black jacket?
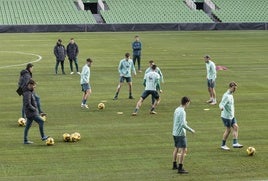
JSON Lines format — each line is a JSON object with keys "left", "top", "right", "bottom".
{"left": 18, "top": 69, "right": 32, "bottom": 92}
{"left": 23, "top": 86, "right": 39, "bottom": 119}
{"left": 54, "top": 43, "right": 66, "bottom": 61}
{"left": 67, "top": 43, "right": 79, "bottom": 60}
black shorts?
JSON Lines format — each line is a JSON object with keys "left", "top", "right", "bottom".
{"left": 120, "top": 76, "right": 132, "bottom": 83}
{"left": 173, "top": 136, "right": 187, "bottom": 148}
{"left": 140, "top": 90, "right": 159, "bottom": 100}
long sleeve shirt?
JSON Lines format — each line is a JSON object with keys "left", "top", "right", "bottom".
{"left": 172, "top": 106, "right": 194, "bottom": 137}
{"left": 206, "top": 60, "right": 216, "bottom": 81}
{"left": 132, "top": 41, "right": 142, "bottom": 56}
{"left": 80, "top": 64, "right": 90, "bottom": 84}
{"left": 219, "top": 90, "right": 235, "bottom": 119}
{"left": 118, "top": 59, "right": 136, "bottom": 77}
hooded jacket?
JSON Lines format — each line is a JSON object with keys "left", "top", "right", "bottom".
{"left": 54, "top": 43, "right": 66, "bottom": 61}
{"left": 67, "top": 42, "right": 79, "bottom": 60}
{"left": 18, "top": 69, "right": 32, "bottom": 92}
{"left": 23, "top": 86, "right": 39, "bottom": 119}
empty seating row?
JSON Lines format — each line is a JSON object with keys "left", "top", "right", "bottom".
{"left": 0, "top": 0, "right": 96, "bottom": 25}
{"left": 212, "top": 0, "right": 268, "bottom": 22}
{"left": 100, "top": 0, "right": 213, "bottom": 24}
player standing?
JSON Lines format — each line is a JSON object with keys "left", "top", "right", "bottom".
{"left": 172, "top": 96, "right": 195, "bottom": 174}
{"left": 80, "top": 58, "right": 93, "bottom": 109}
{"left": 113, "top": 53, "right": 136, "bottom": 100}
{"left": 132, "top": 35, "right": 142, "bottom": 72}
{"left": 204, "top": 55, "right": 217, "bottom": 105}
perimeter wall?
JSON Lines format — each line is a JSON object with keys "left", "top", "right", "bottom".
{"left": 0, "top": 23, "right": 268, "bottom": 33}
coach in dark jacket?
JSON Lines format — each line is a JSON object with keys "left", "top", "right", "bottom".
{"left": 67, "top": 38, "right": 80, "bottom": 74}
{"left": 54, "top": 39, "right": 66, "bottom": 74}
{"left": 18, "top": 63, "right": 33, "bottom": 92}
{"left": 18, "top": 63, "right": 45, "bottom": 118}
{"left": 23, "top": 79, "right": 49, "bottom": 144}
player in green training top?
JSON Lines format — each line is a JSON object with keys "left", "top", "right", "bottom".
{"left": 144, "top": 60, "right": 164, "bottom": 105}
{"left": 219, "top": 81, "right": 243, "bottom": 150}
{"left": 80, "top": 58, "right": 93, "bottom": 109}
{"left": 113, "top": 53, "right": 136, "bottom": 100}
{"left": 132, "top": 64, "right": 161, "bottom": 115}
{"left": 204, "top": 55, "right": 217, "bottom": 105}
{"left": 172, "top": 96, "right": 195, "bottom": 174}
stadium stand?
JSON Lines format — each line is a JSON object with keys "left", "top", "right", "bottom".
{"left": 100, "top": 0, "right": 213, "bottom": 24}
{"left": 1, "top": 0, "right": 268, "bottom": 32}
{"left": 211, "top": 0, "right": 268, "bottom": 23}
{"left": 0, "top": 0, "right": 96, "bottom": 25}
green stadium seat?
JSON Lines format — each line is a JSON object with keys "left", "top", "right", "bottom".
{"left": 0, "top": 0, "right": 96, "bottom": 25}
{"left": 212, "top": 0, "right": 268, "bottom": 23}
{"left": 100, "top": 0, "right": 213, "bottom": 24}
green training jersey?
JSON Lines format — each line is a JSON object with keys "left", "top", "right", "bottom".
{"left": 219, "top": 90, "right": 235, "bottom": 119}
{"left": 144, "top": 71, "right": 160, "bottom": 91}
{"left": 172, "top": 106, "right": 194, "bottom": 137}
{"left": 80, "top": 64, "right": 90, "bottom": 84}
{"left": 145, "top": 67, "right": 164, "bottom": 83}
{"left": 118, "top": 59, "right": 136, "bottom": 77}
{"left": 206, "top": 60, "right": 216, "bottom": 81}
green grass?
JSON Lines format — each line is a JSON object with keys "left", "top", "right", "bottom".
{"left": 0, "top": 31, "right": 268, "bottom": 181}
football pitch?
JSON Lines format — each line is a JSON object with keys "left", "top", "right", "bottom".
{"left": 0, "top": 31, "right": 267, "bottom": 181}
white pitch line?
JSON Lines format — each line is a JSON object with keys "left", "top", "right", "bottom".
{"left": 0, "top": 51, "right": 42, "bottom": 69}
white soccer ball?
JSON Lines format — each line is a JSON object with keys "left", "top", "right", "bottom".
{"left": 246, "top": 146, "right": 256, "bottom": 156}
{"left": 46, "top": 137, "right": 55, "bottom": 146}
{"left": 98, "top": 103, "right": 105, "bottom": 110}
{"left": 18, "top": 118, "right": 26, "bottom": 126}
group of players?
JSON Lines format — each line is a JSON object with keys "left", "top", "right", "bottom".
{"left": 172, "top": 55, "right": 243, "bottom": 174}
{"left": 17, "top": 35, "right": 243, "bottom": 175}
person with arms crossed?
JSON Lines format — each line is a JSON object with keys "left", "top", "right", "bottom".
{"left": 23, "top": 79, "right": 49, "bottom": 144}
{"left": 80, "top": 58, "right": 93, "bottom": 109}
{"left": 172, "top": 96, "right": 195, "bottom": 174}
{"left": 204, "top": 55, "right": 217, "bottom": 105}
{"left": 219, "top": 81, "right": 243, "bottom": 150}
{"left": 132, "top": 64, "right": 161, "bottom": 116}
{"left": 113, "top": 53, "right": 136, "bottom": 100}
{"left": 132, "top": 35, "right": 142, "bottom": 72}
{"left": 67, "top": 38, "right": 80, "bottom": 75}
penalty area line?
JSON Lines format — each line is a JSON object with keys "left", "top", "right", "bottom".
{"left": 0, "top": 51, "right": 42, "bottom": 69}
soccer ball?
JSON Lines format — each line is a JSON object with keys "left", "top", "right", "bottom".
{"left": 63, "top": 133, "right": 71, "bottom": 142}
{"left": 70, "top": 133, "right": 79, "bottom": 142}
{"left": 98, "top": 103, "right": 105, "bottom": 110}
{"left": 73, "top": 132, "right": 81, "bottom": 141}
{"left": 18, "top": 118, "right": 26, "bottom": 126}
{"left": 41, "top": 115, "right": 47, "bottom": 121}
{"left": 246, "top": 146, "right": 256, "bottom": 156}
{"left": 46, "top": 137, "right": 55, "bottom": 146}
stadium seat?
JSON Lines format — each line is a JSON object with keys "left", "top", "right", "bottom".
{"left": 0, "top": 0, "right": 96, "bottom": 25}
